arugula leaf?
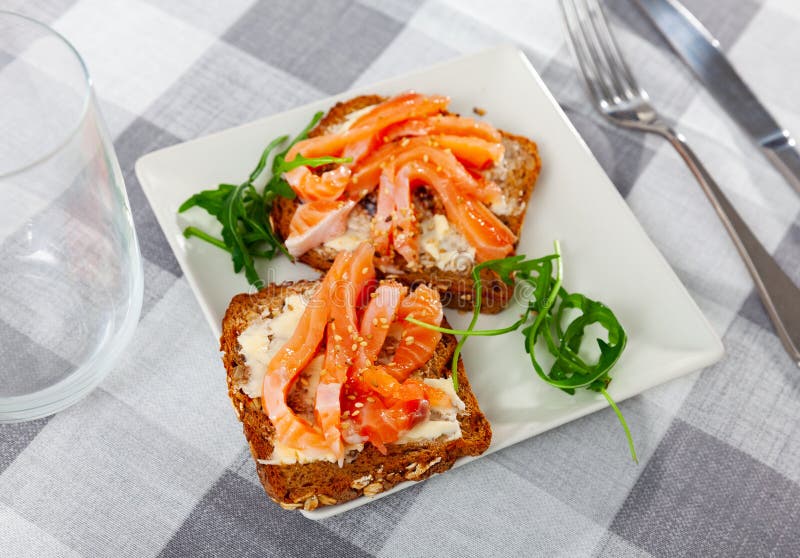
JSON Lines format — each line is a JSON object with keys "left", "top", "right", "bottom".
{"left": 178, "top": 183, "right": 236, "bottom": 216}
{"left": 177, "top": 112, "right": 342, "bottom": 288}
{"left": 249, "top": 135, "right": 290, "bottom": 183}
{"left": 271, "top": 111, "right": 324, "bottom": 174}
{"left": 182, "top": 227, "right": 228, "bottom": 251}
{"left": 276, "top": 154, "right": 351, "bottom": 174}
{"left": 405, "top": 241, "right": 637, "bottom": 462}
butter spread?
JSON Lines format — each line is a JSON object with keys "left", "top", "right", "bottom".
{"left": 490, "top": 194, "right": 525, "bottom": 217}
{"left": 236, "top": 292, "right": 309, "bottom": 398}
{"left": 330, "top": 104, "right": 378, "bottom": 134}
{"left": 419, "top": 214, "right": 475, "bottom": 273}
{"left": 259, "top": 439, "right": 338, "bottom": 466}
{"left": 324, "top": 207, "right": 372, "bottom": 252}
{"left": 396, "top": 378, "right": 466, "bottom": 444}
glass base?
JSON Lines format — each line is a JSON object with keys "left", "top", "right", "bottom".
{"left": 0, "top": 262, "right": 143, "bottom": 423}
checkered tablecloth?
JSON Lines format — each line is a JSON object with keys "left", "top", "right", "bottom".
{"left": 2, "top": 0, "right": 799, "bottom": 556}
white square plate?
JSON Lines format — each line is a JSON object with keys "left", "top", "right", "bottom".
{"left": 136, "top": 45, "right": 723, "bottom": 519}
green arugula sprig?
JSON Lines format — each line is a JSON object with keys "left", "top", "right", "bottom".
{"left": 178, "top": 112, "right": 350, "bottom": 287}
{"left": 407, "top": 241, "right": 636, "bottom": 462}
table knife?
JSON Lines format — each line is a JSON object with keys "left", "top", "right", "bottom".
{"left": 633, "top": 0, "right": 800, "bottom": 196}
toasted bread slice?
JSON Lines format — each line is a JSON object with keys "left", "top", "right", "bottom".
{"left": 272, "top": 95, "right": 541, "bottom": 314}
{"left": 220, "top": 280, "right": 492, "bottom": 511}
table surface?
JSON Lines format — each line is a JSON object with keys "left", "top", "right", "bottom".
{"left": 1, "top": 0, "right": 799, "bottom": 556}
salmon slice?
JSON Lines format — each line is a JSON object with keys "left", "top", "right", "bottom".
{"left": 285, "top": 199, "right": 356, "bottom": 258}
{"left": 323, "top": 242, "right": 375, "bottom": 383}
{"left": 285, "top": 93, "right": 449, "bottom": 164}
{"left": 385, "top": 284, "right": 444, "bottom": 381}
{"left": 349, "top": 92, "right": 450, "bottom": 131}
{"left": 283, "top": 165, "right": 351, "bottom": 202}
{"left": 373, "top": 162, "right": 420, "bottom": 267}
{"left": 357, "top": 281, "right": 407, "bottom": 367}
{"left": 315, "top": 243, "right": 375, "bottom": 457}
{"left": 351, "top": 365, "right": 448, "bottom": 453}
{"left": 343, "top": 283, "right": 446, "bottom": 452}
{"left": 389, "top": 164, "right": 421, "bottom": 266}
{"left": 349, "top": 386, "right": 430, "bottom": 454}
{"left": 433, "top": 135, "right": 504, "bottom": 169}
{"left": 382, "top": 114, "right": 502, "bottom": 143}
{"left": 285, "top": 126, "right": 374, "bottom": 161}
{"left": 372, "top": 169, "right": 395, "bottom": 256}
{"left": 396, "top": 160, "right": 516, "bottom": 262}
{"left": 367, "top": 368, "right": 451, "bottom": 410}
{"left": 350, "top": 139, "right": 503, "bottom": 204}
{"left": 263, "top": 256, "right": 344, "bottom": 456}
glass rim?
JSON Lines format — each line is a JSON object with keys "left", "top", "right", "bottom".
{"left": 0, "top": 10, "right": 93, "bottom": 179}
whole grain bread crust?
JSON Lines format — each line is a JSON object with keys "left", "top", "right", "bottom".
{"left": 272, "top": 95, "right": 542, "bottom": 314}
{"left": 220, "top": 280, "right": 492, "bottom": 511}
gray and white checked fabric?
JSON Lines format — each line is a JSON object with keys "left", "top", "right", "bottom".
{"left": 1, "top": 0, "right": 799, "bottom": 556}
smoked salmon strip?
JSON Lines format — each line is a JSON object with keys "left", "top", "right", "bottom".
{"left": 350, "top": 139, "right": 503, "bottom": 204}
{"left": 382, "top": 114, "right": 502, "bottom": 143}
{"left": 284, "top": 199, "right": 356, "bottom": 258}
{"left": 389, "top": 160, "right": 516, "bottom": 262}
{"left": 283, "top": 164, "right": 351, "bottom": 202}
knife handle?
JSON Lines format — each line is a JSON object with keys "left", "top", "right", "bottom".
{"left": 661, "top": 127, "right": 800, "bottom": 366}
{"left": 761, "top": 131, "right": 800, "bottom": 196}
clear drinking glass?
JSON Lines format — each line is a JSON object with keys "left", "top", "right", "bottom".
{"left": 0, "top": 12, "right": 143, "bottom": 422}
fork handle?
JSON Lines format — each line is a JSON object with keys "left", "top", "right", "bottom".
{"left": 661, "top": 128, "right": 800, "bottom": 366}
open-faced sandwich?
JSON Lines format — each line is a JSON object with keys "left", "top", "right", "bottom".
{"left": 273, "top": 92, "right": 541, "bottom": 313}
{"left": 221, "top": 243, "right": 492, "bottom": 511}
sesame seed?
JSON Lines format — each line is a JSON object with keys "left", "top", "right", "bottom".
{"left": 351, "top": 410, "right": 360, "bottom": 416}
{"left": 351, "top": 343, "right": 358, "bottom": 351}
{"left": 334, "top": 334, "right": 343, "bottom": 342}
{"left": 379, "top": 317, "right": 388, "bottom": 324}
{"left": 347, "top": 395, "right": 356, "bottom": 400}
{"left": 367, "top": 397, "right": 376, "bottom": 403}
{"left": 342, "top": 411, "right": 350, "bottom": 418}
{"left": 400, "top": 138, "right": 410, "bottom": 147}
{"left": 359, "top": 340, "right": 368, "bottom": 347}
{"left": 372, "top": 318, "right": 379, "bottom": 326}
{"left": 405, "top": 336, "right": 415, "bottom": 345}
{"left": 362, "top": 266, "right": 369, "bottom": 274}
{"left": 423, "top": 154, "right": 429, "bottom": 163}
{"left": 354, "top": 402, "right": 364, "bottom": 408}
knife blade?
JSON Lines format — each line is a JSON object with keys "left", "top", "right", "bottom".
{"left": 633, "top": 0, "right": 800, "bottom": 195}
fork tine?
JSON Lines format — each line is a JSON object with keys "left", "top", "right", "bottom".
{"left": 585, "top": 0, "right": 641, "bottom": 99}
{"left": 560, "top": 0, "right": 611, "bottom": 107}
{"left": 571, "top": 0, "right": 627, "bottom": 103}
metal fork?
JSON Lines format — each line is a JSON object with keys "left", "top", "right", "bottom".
{"left": 560, "top": 0, "right": 800, "bottom": 365}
